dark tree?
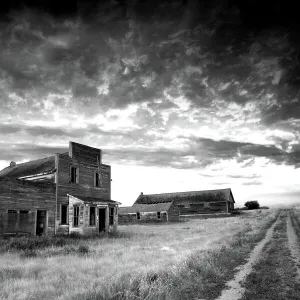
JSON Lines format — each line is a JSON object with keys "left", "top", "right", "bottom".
{"left": 244, "top": 200, "right": 260, "bottom": 210}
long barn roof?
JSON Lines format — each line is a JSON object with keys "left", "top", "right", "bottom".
{"left": 134, "top": 188, "right": 235, "bottom": 204}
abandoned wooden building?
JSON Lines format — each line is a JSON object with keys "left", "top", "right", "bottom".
{"left": 118, "top": 202, "right": 180, "bottom": 224}
{"left": 0, "top": 142, "right": 120, "bottom": 236}
{"left": 132, "top": 188, "right": 235, "bottom": 217}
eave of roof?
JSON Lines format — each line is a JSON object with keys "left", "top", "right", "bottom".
{"left": 69, "top": 194, "right": 121, "bottom": 205}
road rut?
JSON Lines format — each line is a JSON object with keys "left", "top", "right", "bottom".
{"left": 215, "top": 211, "right": 281, "bottom": 300}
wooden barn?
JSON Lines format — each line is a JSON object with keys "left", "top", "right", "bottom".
{"left": 118, "top": 202, "right": 179, "bottom": 224}
{"left": 0, "top": 142, "right": 120, "bottom": 236}
{"left": 134, "top": 189, "right": 235, "bottom": 217}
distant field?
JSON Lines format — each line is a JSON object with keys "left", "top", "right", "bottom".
{"left": 0, "top": 210, "right": 280, "bottom": 300}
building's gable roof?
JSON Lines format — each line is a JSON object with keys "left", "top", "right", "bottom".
{"left": 69, "top": 194, "right": 120, "bottom": 205}
{"left": 134, "top": 188, "right": 234, "bottom": 204}
{"left": 119, "top": 202, "right": 173, "bottom": 214}
{"left": 0, "top": 156, "right": 56, "bottom": 179}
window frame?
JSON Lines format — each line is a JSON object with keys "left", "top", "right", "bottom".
{"left": 157, "top": 211, "right": 161, "bottom": 219}
{"left": 60, "top": 204, "right": 69, "bottom": 225}
{"left": 89, "top": 206, "right": 96, "bottom": 226}
{"left": 73, "top": 205, "right": 80, "bottom": 227}
{"left": 70, "top": 166, "right": 79, "bottom": 183}
{"left": 109, "top": 207, "right": 114, "bottom": 226}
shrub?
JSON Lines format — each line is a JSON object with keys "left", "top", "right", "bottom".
{"left": 244, "top": 201, "right": 260, "bottom": 210}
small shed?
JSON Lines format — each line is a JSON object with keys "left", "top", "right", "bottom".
{"left": 118, "top": 201, "right": 179, "bottom": 224}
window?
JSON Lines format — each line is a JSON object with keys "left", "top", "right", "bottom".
{"left": 7, "top": 210, "right": 17, "bottom": 225}
{"left": 136, "top": 212, "right": 141, "bottom": 220}
{"left": 95, "top": 172, "right": 101, "bottom": 187}
{"left": 204, "top": 202, "right": 210, "bottom": 208}
{"left": 157, "top": 212, "right": 161, "bottom": 219}
{"left": 61, "top": 205, "right": 68, "bottom": 224}
{"left": 70, "top": 166, "right": 79, "bottom": 183}
{"left": 109, "top": 207, "right": 114, "bottom": 225}
{"left": 89, "top": 207, "right": 96, "bottom": 226}
{"left": 73, "top": 206, "right": 79, "bottom": 227}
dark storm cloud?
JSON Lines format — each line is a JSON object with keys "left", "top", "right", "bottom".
{"left": 0, "top": 0, "right": 298, "bottom": 120}
{"left": 0, "top": 123, "right": 140, "bottom": 141}
{"left": 188, "top": 137, "right": 300, "bottom": 167}
{"left": 102, "top": 136, "right": 300, "bottom": 169}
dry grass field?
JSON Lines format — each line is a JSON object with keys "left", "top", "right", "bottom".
{"left": 0, "top": 209, "right": 282, "bottom": 300}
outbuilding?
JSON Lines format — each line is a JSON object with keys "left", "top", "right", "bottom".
{"left": 118, "top": 201, "right": 179, "bottom": 224}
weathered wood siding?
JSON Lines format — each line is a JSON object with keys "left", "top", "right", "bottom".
{"left": 0, "top": 179, "right": 56, "bottom": 235}
{"left": 119, "top": 211, "right": 168, "bottom": 224}
{"left": 56, "top": 147, "right": 112, "bottom": 235}
{"left": 118, "top": 203, "right": 179, "bottom": 224}
{"left": 177, "top": 200, "right": 228, "bottom": 215}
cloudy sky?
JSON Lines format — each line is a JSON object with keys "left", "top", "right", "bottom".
{"left": 0, "top": 0, "right": 300, "bottom": 207}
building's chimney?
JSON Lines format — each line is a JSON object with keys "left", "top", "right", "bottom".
{"left": 140, "top": 192, "right": 143, "bottom": 196}
{"left": 10, "top": 161, "right": 16, "bottom": 168}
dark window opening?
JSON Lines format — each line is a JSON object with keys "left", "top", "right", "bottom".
{"left": 157, "top": 212, "right": 161, "bottom": 219}
{"left": 109, "top": 207, "right": 114, "bottom": 225}
{"left": 20, "top": 210, "right": 29, "bottom": 214}
{"left": 73, "top": 206, "right": 79, "bottom": 227}
{"left": 61, "top": 205, "right": 68, "bottom": 224}
{"left": 136, "top": 212, "right": 141, "bottom": 220}
{"left": 95, "top": 172, "right": 101, "bottom": 187}
{"left": 70, "top": 166, "right": 79, "bottom": 183}
{"left": 89, "top": 207, "right": 96, "bottom": 226}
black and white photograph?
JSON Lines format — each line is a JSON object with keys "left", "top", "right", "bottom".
{"left": 0, "top": 0, "right": 300, "bottom": 299}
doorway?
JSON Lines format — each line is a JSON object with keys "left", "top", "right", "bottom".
{"left": 36, "top": 210, "right": 47, "bottom": 236}
{"left": 98, "top": 208, "right": 106, "bottom": 232}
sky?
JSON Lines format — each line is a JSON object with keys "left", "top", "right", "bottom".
{"left": 0, "top": 0, "right": 300, "bottom": 207}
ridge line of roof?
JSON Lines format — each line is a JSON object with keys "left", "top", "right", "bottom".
{"left": 140, "top": 188, "right": 231, "bottom": 197}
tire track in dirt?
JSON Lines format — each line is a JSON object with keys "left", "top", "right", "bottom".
{"left": 214, "top": 211, "right": 281, "bottom": 300}
{"left": 287, "top": 210, "right": 300, "bottom": 281}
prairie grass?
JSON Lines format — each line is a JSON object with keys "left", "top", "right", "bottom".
{"left": 0, "top": 209, "right": 279, "bottom": 300}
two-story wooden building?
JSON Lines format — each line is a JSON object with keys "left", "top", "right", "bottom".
{"left": 0, "top": 142, "right": 120, "bottom": 236}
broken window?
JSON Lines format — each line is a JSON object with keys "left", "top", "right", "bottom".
{"left": 73, "top": 206, "right": 79, "bottom": 227}
{"left": 157, "top": 212, "right": 161, "bottom": 219}
{"left": 95, "top": 171, "right": 101, "bottom": 187}
{"left": 70, "top": 166, "right": 79, "bottom": 183}
{"left": 89, "top": 207, "right": 96, "bottom": 226}
{"left": 136, "top": 212, "right": 141, "bottom": 220}
{"left": 61, "top": 205, "right": 68, "bottom": 224}
{"left": 109, "top": 207, "right": 114, "bottom": 225}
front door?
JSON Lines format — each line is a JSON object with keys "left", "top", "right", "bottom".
{"left": 36, "top": 210, "right": 47, "bottom": 236}
{"left": 98, "top": 208, "right": 106, "bottom": 232}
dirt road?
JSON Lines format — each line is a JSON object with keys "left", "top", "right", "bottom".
{"left": 215, "top": 210, "right": 300, "bottom": 300}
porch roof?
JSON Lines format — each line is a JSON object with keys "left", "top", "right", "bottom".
{"left": 68, "top": 194, "right": 121, "bottom": 205}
